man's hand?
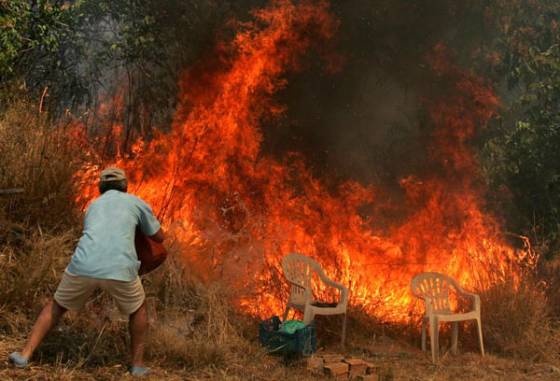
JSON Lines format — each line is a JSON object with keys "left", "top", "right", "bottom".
{"left": 148, "top": 228, "right": 165, "bottom": 243}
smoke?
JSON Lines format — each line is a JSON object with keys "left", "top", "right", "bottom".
{"left": 271, "top": 66, "right": 422, "bottom": 186}
{"left": 263, "top": 0, "right": 489, "bottom": 187}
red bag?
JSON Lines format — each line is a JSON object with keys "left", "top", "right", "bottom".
{"left": 135, "top": 227, "right": 167, "bottom": 275}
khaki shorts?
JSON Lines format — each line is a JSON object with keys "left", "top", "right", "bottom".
{"left": 54, "top": 272, "right": 145, "bottom": 315}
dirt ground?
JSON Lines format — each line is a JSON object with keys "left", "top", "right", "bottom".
{"left": 1, "top": 330, "right": 559, "bottom": 381}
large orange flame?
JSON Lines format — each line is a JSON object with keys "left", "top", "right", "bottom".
{"left": 75, "top": 1, "right": 527, "bottom": 322}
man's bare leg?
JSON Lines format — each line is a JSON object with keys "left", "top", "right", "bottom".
{"left": 129, "top": 302, "right": 148, "bottom": 368}
{"left": 21, "top": 299, "right": 67, "bottom": 359}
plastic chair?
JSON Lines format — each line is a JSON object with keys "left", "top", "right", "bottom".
{"left": 411, "top": 272, "right": 485, "bottom": 363}
{"left": 281, "top": 253, "right": 349, "bottom": 346}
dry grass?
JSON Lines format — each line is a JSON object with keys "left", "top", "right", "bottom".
{"left": 0, "top": 99, "right": 84, "bottom": 229}
{"left": 144, "top": 258, "right": 234, "bottom": 370}
{"left": 479, "top": 277, "right": 560, "bottom": 362}
{"left": 0, "top": 223, "right": 78, "bottom": 351}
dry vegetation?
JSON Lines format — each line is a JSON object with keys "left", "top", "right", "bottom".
{"left": 2, "top": 102, "right": 560, "bottom": 380}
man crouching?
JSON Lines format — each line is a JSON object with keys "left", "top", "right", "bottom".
{"left": 9, "top": 167, "right": 164, "bottom": 377}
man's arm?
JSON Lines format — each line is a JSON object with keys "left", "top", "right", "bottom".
{"left": 136, "top": 198, "right": 164, "bottom": 242}
{"left": 148, "top": 228, "right": 165, "bottom": 243}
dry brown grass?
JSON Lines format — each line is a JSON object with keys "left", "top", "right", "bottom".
{"left": 144, "top": 257, "right": 233, "bottom": 370}
{"left": 478, "top": 277, "right": 560, "bottom": 362}
{"left": 0, "top": 99, "right": 84, "bottom": 229}
{"left": 0, "top": 224, "right": 78, "bottom": 344}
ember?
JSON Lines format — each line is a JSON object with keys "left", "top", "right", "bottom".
{"left": 74, "top": 0, "right": 527, "bottom": 322}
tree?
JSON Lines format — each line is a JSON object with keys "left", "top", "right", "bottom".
{"left": 0, "top": 0, "right": 87, "bottom": 110}
{"left": 479, "top": 0, "right": 560, "bottom": 255}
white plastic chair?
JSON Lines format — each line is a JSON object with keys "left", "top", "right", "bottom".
{"left": 281, "top": 253, "right": 349, "bottom": 346}
{"left": 411, "top": 272, "right": 484, "bottom": 363}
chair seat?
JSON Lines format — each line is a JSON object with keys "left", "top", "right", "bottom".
{"left": 288, "top": 301, "right": 345, "bottom": 315}
{"left": 309, "top": 305, "right": 345, "bottom": 315}
{"left": 424, "top": 311, "right": 479, "bottom": 322}
{"left": 311, "top": 301, "right": 338, "bottom": 308}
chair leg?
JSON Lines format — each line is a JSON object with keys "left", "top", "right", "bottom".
{"left": 341, "top": 313, "right": 347, "bottom": 348}
{"left": 451, "top": 322, "right": 459, "bottom": 355}
{"left": 476, "top": 318, "right": 485, "bottom": 356}
{"left": 303, "top": 306, "right": 314, "bottom": 325}
{"left": 421, "top": 318, "right": 427, "bottom": 352}
{"left": 282, "top": 305, "right": 291, "bottom": 321}
{"left": 429, "top": 316, "right": 439, "bottom": 363}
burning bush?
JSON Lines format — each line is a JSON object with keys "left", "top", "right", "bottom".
{"left": 70, "top": 1, "right": 529, "bottom": 324}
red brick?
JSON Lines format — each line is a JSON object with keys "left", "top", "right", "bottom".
{"left": 344, "top": 358, "right": 367, "bottom": 378}
{"left": 325, "top": 362, "right": 349, "bottom": 377}
{"left": 344, "top": 358, "right": 365, "bottom": 366}
{"left": 307, "top": 356, "right": 324, "bottom": 375}
{"left": 350, "top": 365, "right": 367, "bottom": 378}
{"left": 363, "top": 361, "right": 379, "bottom": 375}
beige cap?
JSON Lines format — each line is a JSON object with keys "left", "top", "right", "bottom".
{"left": 100, "top": 167, "right": 126, "bottom": 182}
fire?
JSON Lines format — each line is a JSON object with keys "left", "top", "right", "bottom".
{"left": 74, "top": 1, "right": 526, "bottom": 322}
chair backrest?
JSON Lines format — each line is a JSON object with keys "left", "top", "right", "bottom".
{"left": 282, "top": 253, "right": 322, "bottom": 289}
{"left": 410, "top": 272, "right": 459, "bottom": 313}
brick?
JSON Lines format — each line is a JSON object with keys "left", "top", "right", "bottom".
{"left": 325, "top": 362, "right": 349, "bottom": 377}
{"left": 307, "top": 356, "right": 324, "bottom": 375}
{"left": 345, "top": 358, "right": 366, "bottom": 366}
{"left": 363, "top": 361, "right": 379, "bottom": 375}
{"left": 349, "top": 365, "right": 368, "bottom": 378}
{"left": 344, "top": 358, "right": 367, "bottom": 379}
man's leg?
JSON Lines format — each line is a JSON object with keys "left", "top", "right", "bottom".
{"left": 129, "top": 302, "right": 147, "bottom": 367}
{"left": 105, "top": 277, "right": 149, "bottom": 376}
{"left": 11, "top": 273, "right": 93, "bottom": 366}
{"left": 106, "top": 276, "right": 148, "bottom": 375}
{"left": 21, "top": 299, "right": 67, "bottom": 359}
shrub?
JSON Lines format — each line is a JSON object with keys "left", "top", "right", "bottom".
{"left": 478, "top": 277, "right": 560, "bottom": 362}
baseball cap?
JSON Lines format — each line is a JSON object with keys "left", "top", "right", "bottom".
{"left": 100, "top": 167, "right": 127, "bottom": 182}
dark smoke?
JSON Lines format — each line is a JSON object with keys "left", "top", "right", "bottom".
{"left": 263, "top": 1, "right": 489, "bottom": 188}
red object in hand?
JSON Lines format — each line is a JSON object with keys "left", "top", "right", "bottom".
{"left": 135, "top": 228, "right": 168, "bottom": 275}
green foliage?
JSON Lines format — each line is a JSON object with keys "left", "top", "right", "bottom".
{"left": 1, "top": 0, "right": 261, "bottom": 141}
{"left": 480, "top": 1, "right": 560, "bottom": 254}
{"left": 0, "top": 0, "right": 88, "bottom": 110}
{"left": 0, "top": 0, "right": 29, "bottom": 76}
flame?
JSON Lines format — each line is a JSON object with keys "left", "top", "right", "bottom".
{"left": 74, "top": 1, "right": 526, "bottom": 322}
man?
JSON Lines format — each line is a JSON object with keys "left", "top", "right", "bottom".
{"left": 9, "top": 167, "right": 164, "bottom": 377}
